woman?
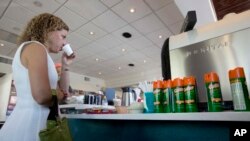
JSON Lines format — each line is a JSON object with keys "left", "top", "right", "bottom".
{"left": 0, "top": 13, "right": 75, "bottom": 141}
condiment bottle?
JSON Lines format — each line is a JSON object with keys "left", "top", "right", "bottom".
{"left": 204, "top": 72, "right": 223, "bottom": 112}
{"left": 229, "top": 67, "right": 250, "bottom": 111}
{"left": 183, "top": 76, "right": 198, "bottom": 112}
{"left": 153, "top": 80, "right": 163, "bottom": 113}
{"left": 172, "top": 78, "right": 185, "bottom": 112}
{"left": 162, "top": 80, "right": 173, "bottom": 113}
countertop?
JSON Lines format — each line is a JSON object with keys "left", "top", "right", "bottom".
{"left": 61, "top": 111, "right": 250, "bottom": 121}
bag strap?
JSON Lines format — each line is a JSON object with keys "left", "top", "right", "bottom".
{"left": 47, "top": 89, "right": 59, "bottom": 121}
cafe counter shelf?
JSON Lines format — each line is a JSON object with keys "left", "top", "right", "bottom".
{"left": 61, "top": 105, "right": 250, "bottom": 141}
{"left": 59, "top": 104, "right": 250, "bottom": 121}
{"left": 60, "top": 111, "right": 250, "bottom": 121}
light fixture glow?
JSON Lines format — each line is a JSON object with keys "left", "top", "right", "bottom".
{"left": 118, "top": 67, "right": 121, "bottom": 70}
{"left": 0, "top": 43, "right": 4, "bottom": 47}
{"left": 158, "top": 35, "right": 162, "bottom": 39}
{"left": 95, "top": 58, "right": 99, "bottom": 61}
{"left": 89, "top": 31, "right": 94, "bottom": 35}
{"left": 122, "top": 48, "right": 126, "bottom": 52}
{"left": 143, "top": 60, "right": 147, "bottom": 63}
{"left": 129, "top": 8, "right": 135, "bottom": 13}
{"left": 98, "top": 72, "right": 102, "bottom": 75}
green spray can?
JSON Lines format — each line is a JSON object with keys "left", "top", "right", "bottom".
{"left": 229, "top": 67, "right": 250, "bottom": 111}
{"left": 153, "top": 80, "right": 163, "bottom": 113}
{"left": 162, "top": 80, "right": 172, "bottom": 113}
{"left": 204, "top": 72, "right": 223, "bottom": 112}
{"left": 173, "top": 78, "right": 185, "bottom": 112}
{"left": 184, "top": 76, "right": 198, "bottom": 112}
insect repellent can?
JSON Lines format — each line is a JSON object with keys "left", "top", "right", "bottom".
{"left": 183, "top": 76, "right": 198, "bottom": 112}
{"left": 172, "top": 78, "right": 185, "bottom": 112}
{"left": 204, "top": 72, "right": 223, "bottom": 112}
{"left": 162, "top": 80, "right": 173, "bottom": 113}
{"left": 153, "top": 80, "right": 163, "bottom": 113}
{"left": 229, "top": 67, "right": 250, "bottom": 111}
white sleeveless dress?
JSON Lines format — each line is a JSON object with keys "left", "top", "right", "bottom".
{"left": 0, "top": 41, "right": 58, "bottom": 141}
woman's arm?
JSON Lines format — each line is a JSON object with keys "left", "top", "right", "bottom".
{"left": 58, "top": 53, "right": 75, "bottom": 97}
{"left": 21, "top": 43, "right": 53, "bottom": 106}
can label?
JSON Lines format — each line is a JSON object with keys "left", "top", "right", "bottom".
{"left": 163, "top": 88, "right": 172, "bottom": 113}
{"left": 205, "top": 82, "right": 223, "bottom": 112}
{"left": 153, "top": 88, "right": 163, "bottom": 113}
{"left": 230, "top": 78, "right": 250, "bottom": 111}
{"left": 184, "top": 85, "right": 198, "bottom": 112}
{"left": 173, "top": 86, "right": 185, "bottom": 112}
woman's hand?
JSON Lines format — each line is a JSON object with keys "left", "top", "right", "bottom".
{"left": 61, "top": 52, "right": 75, "bottom": 66}
{"left": 56, "top": 86, "right": 68, "bottom": 102}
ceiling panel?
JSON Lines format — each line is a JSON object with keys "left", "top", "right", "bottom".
{"left": 168, "top": 20, "right": 183, "bottom": 35}
{"left": 127, "top": 36, "right": 154, "bottom": 50}
{"left": 156, "top": 2, "right": 184, "bottom": 26}
{"left": 81, "top": 42, "right": 106, "bottom": 54}
{"left": 95, "top": 34, "right": 123, "bottom": 49}
{"left": 92, "top": 10, "right": 127, "bottom": 32}
{"left": 0, "top": 17, "right": 24, "bottom": 35}
{"left": 144, "top": 0, "right": 173, "bottom": 11}
{"left": 0, "top": 0, "right": 12, "bottom": 17}
{"left": 64, "top": 0, "right": 107, "bottom": 20}
{"left": 66, "top": 32, "right": 92, "bottom": 50}
{"left": 76, "top": 22, "right": 108, "bottom": 40}
{"left": 112, "top": 0, "right": 152, "bottom": 23}
{"left": 4, "top": 2, "right": 36, "bottom": 25}
{"left": 114, "top": 43, "right": 136, "bottom": 53}
{"left": 131, "top": 13, "right": 165, "bottom": 34}
{"left": 15, "top": 0, "right": 64, "bottom": 14}
{"left": 54, "top": 7, "right": 88, "bottom": 31}
{"left": 100, "top": 0, "right": 122, "bottom": 8}
{"left": 146, "top": 27, "right": 172, "bottom": 47}
{"left": 0, "top": 40, "right": 17, "bottom": 55}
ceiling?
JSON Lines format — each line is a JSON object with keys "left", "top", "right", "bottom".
{"left": 0, "top": 0, "right": 184, "bottom": 85}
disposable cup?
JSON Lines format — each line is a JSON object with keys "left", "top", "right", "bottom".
{"left": 62, "top": 44, "right": 73, "bottom": 56}
{"left": 113, "top": 99, "right": 121, "bottom": 106}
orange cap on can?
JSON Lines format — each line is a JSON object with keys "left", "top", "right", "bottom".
{"left": 153, "top": 80, "right": 162, "bottom": 88}
{"left": 183, "top": 76, "right": 196, "bottom": 86}
{"left": 229, "top": 67, "right": 245, "bottom": 79}
{"left": 204, "top": 72, "right": 219, "bottom": 83}
{"left": 162, "top": 80, "right": 172, "bottom": 88}
{"left": 173, "top": 78, "right": 183, "bottom": 87}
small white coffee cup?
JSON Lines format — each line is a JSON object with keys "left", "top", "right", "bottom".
{"left": 62, "top": 44, "right": 73, "bottom": 56}
{"left": 113, "top": 98, "right": 121, "bottom": 106}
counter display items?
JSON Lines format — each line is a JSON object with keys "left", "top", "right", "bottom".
{"left": 229, "top": 67, "right": 250, "bottom": 111}
{"left": 204, "top": 72, "right": 223, "bottom": 112}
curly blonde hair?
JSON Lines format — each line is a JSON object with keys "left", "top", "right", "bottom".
{"left": 18, "top": 13, "right": 69, "bottom": 45}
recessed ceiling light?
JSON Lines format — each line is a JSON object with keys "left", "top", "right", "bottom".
{"left": 98, "top": 72, "right": 102, "bottom": 75}
{"left": 158, "top": 35, "right": 162, "bottom": 39}
{"left": 143, "top": 60, "right": 147, "bottom": 63}
{"left": 0, "top": 43, "right": 4, "bottom": 47}
{"left": 89, "top": 31, "right": 94, "bottom": 35}
{"left": 122, "top": 48, "right": 126, "bottom": 52}
{"left": 95, "top": 58, "right": 99, "bottom": 61}
{"left": 33, "top": 1, "right": 43, "bottom": 7}
{"left": 129, "top": 8, "right": 135, "bottom": 13}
